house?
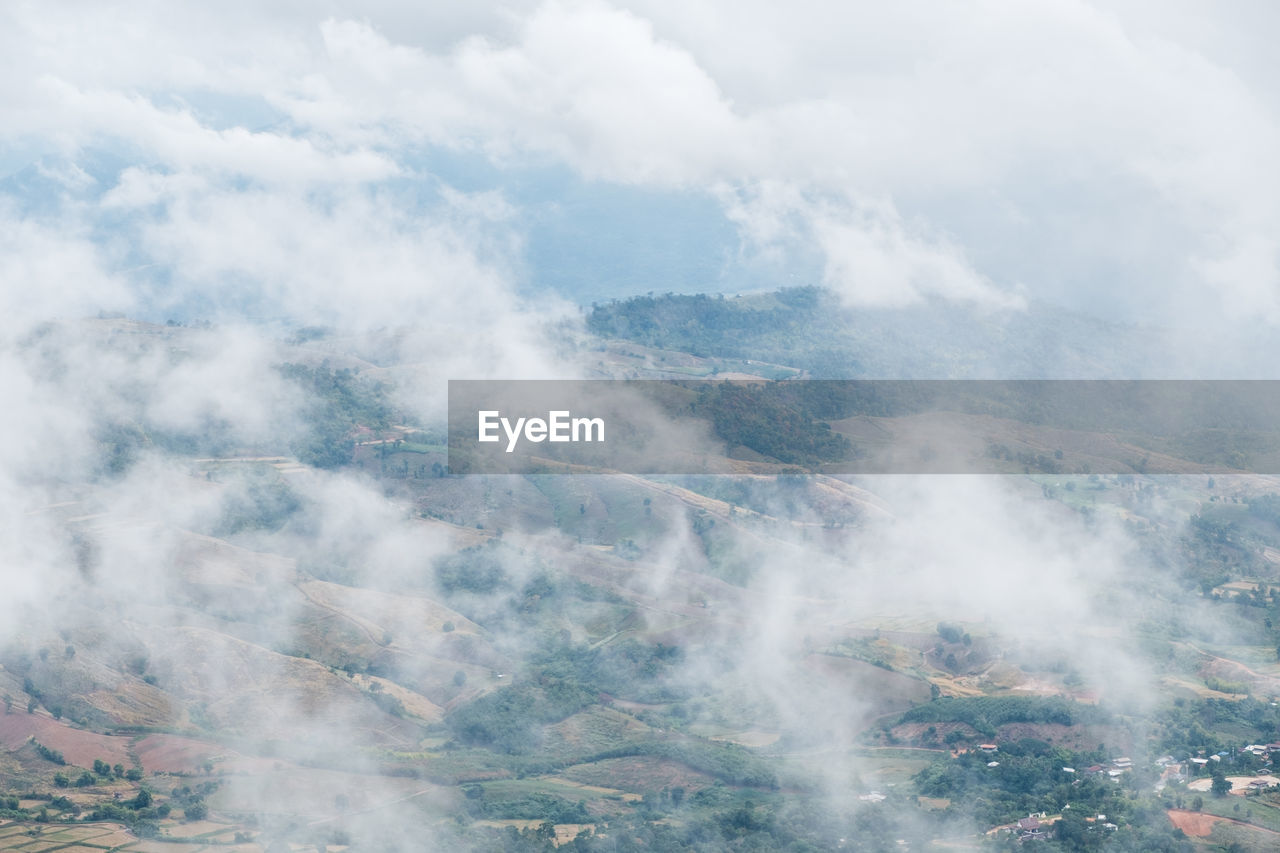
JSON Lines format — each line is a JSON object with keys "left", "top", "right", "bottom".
{"left": 1017, "top": 815, "right": 1048, "bottom": 842}
{"left": 1111, "top": 757, "right": 1132, "bottom": 769}
{"left": 987, "top": 761, "right": 1000, "bottom": 767}
{"left": 858, "top": 791, "right": 887, "bottom": 803}
{"left": 979, "top": 744, "right": 999, "bottom": 754}
{"left": 1190, "top": 757, "right": 1209, "bottom": 766}
{"left": 1062, "top": 767, "right": 1075, "bottom": 774}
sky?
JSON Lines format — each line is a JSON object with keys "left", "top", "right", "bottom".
{"left": 2, "top": 0, "right": 1278, "bottom": 327}
{"left": 3, "top": 5, "right": 1277, "bottom": 844}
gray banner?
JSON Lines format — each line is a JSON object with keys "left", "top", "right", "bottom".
{"left": 448, "top": 380, "right": 1280, "bottom": 475}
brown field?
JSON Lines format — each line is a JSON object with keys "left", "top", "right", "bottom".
{"left": 560, "top": 756, "right": 714, "bottom": 794}
{"left": 0, "top": 710, "right": 132, "bottom": 768}
{"left": 134, "top": 733, "right": 221, "bottom": 774}
{"left": 542, "top": 706, "right": 654, "bottom": 754}
{"left": 161, "top": 819, "right": 236, "bottom": 838}
{"left": 552, "top": 824, "right": 596, "bottom": 846}
{"left": 26, "top": 825, "right": 124, "bottom": 843}
{"left": 0, "top": 823, "right": 136, "bottom": 852}
{"left": 1168, "top": 809, "right": 1222, "bottom": 837}
{"left": 84, "top": 828, "right": 143, "bottom": 847}
{"left": 1159, "top": 674, "right": 1247, "bottom": 700}
{"left": 1187, "top": 774, "right": 1280, "bottom": 793}
{"left": 1167, "top": 808, "right": 1280, "bottom": 846}
{"left": 128, "top": 842, "right": 208, "bottom": 853}
{"left": 134, "top": 733, "right": 278, "bottom": 775}
{"left": 474, "top": 820, "right": 596, "bottom": 848}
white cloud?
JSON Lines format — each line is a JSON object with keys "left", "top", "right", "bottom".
{"left": 452, "top": 1, "right": 746, "bottom": 184}
{"left": 2, "top": 0, "right": 1280, "bottom": 320}
{"left": 811, "top": 200, "right": 1025, "bottom": 310}
{"left": 723, "top": 182, "right": 1025, "bottom": 309}
{"left": 0, "top": 203, "right": 133, "bottom": 327}
{"left": 1, "top": 5, "right": 1269, "bottom": 832}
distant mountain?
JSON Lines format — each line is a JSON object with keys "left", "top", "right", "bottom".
{"left": 587, "top": 287, "right": 1180, "bottom": 379}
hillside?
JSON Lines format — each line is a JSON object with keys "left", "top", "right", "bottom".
{"left": 6, "top": 309, "right": 1280, "bottom": 851}
{"left": 586, "top": 288, "right": 1173, "bottom": 379}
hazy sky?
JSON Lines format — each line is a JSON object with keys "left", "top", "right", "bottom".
{"left": 2, "top": 0, "right": 1278, "bottom": 326}
{"left": 3, "top": 9, "right": 1265, "bottom": 839}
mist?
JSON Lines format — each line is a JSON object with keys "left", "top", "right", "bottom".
{"left": 4, "top": 2, "right": 1280, "bottom": 851}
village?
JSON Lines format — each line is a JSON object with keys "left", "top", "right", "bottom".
{"left": 854, "top": 736, "right": 1280, "bottom": 845}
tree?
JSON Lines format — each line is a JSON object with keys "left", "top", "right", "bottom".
{"left": 453, "top": 670, "right": 467, "bottom": 688}
{"left": 1212, "top": 774, "right": 1233, "bottom": 797}
{"left": 184, "top": 800, "right": 208, "bottom": 821}
{"left": 133, "top": 789, "right": 152, "bottom": 809}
